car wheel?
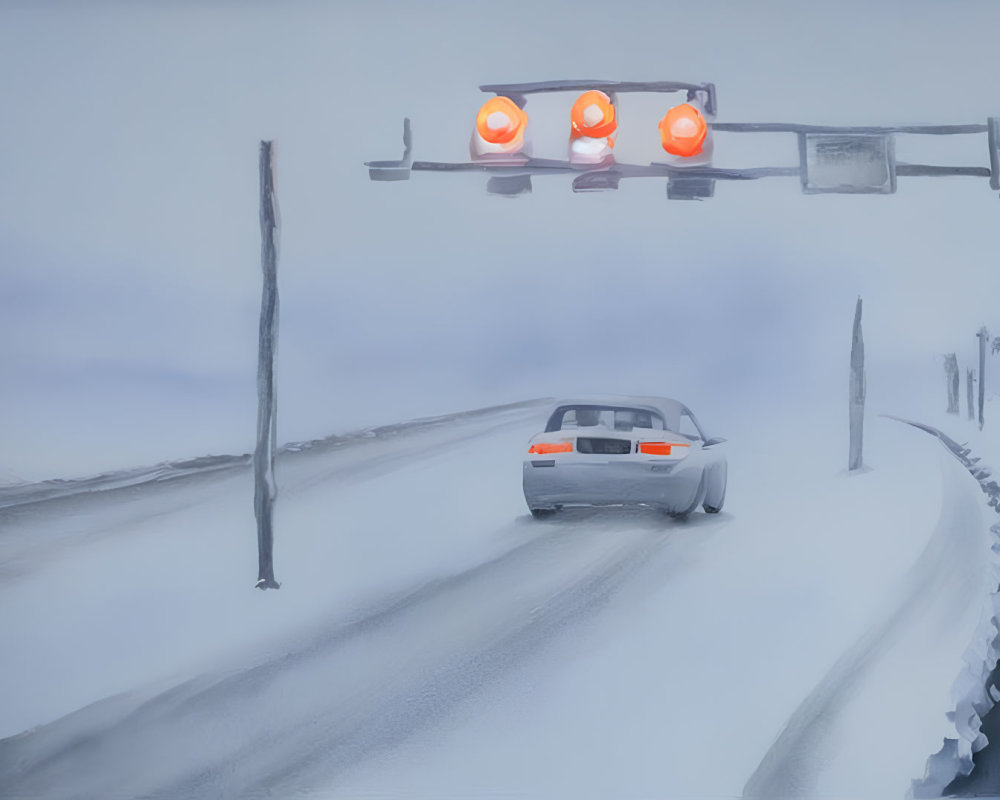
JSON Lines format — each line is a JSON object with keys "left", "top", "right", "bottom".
{"left": 703, "top": 463, "right": 727, "bottom": 514}
{"left": 530, "top": 508, "right": 556, "bottom": 519}
{"left": 665, "top": 473, "right": 707, "bottom": 520}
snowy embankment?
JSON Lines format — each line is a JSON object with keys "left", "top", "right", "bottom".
{"left": 0, "top": 398, "right": 993, "bottom": 799}
{"left": 0, "top": 399, "right": 548, "bottom": 511}
{"left": 904, "top": 414, "right": 1000, "bottom": 798}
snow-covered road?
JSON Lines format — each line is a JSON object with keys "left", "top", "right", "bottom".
{"left": 0, "top": 401, "right": 991, "bottom": 799}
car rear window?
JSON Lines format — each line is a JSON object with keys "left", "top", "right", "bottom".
{"left": 546, "top": 405, "right": 667, "bottom": 433}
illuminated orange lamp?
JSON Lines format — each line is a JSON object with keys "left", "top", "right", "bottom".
{"left": 658, "top": 103, "right": 708, "bottom": 158}
{"left": 471, "top": 96, "right": 530, "bottom": 159}
{"left": 569, "top": 90, "right": 617, "bottom": 163}
{"left": 529, "top": 442, "right": 573, "bottom": 454}
{"left": 639, "top": 442, "right": 691, "bottom": 456}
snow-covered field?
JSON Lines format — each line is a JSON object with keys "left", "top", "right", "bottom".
{"left": 1, "top": 394, "right": 997, "bottom": 800}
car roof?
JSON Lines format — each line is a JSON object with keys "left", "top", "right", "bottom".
{"left": 546, "top": 394, "right": 687, "bottom": 414}
{"left": 544, "top": 395, "right": 690, "bottom": 430}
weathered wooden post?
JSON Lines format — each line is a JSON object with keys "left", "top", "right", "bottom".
{"left": 968, "top": 369, "right": 976, "bottom": 421}
{"left": 849, "top": 297, "right": 866, "bottom": 471}
{"left": 977, "top": 327, "right": 989, "bottom": 430}
{"left": 944, "top": 353, "right": 959, "bottom": 414}
{"left": 255, "top": 141, "right": 280, "bottom": 590}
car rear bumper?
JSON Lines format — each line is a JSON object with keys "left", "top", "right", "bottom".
{"left": 523, "top": 458, "right": 704, "bottom": 511}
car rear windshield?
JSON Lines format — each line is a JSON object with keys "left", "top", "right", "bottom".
{"left": 546, "top": 405, "right": 668, "bottom": 433}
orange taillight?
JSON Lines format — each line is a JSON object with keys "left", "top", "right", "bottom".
{"left": 658, "top": 103, "right": 708, "bottom": 157}
{"left": 529, "top": 442, "right": 573, "bottom": 454}
{"left": 570, "top": 90, "right": 617, "bottom": 143}
{"left": 640, "top": 442, "right": 691, "bottom": 456}
{"left": 476, "top": 96, "right": 529, "bottom": 145}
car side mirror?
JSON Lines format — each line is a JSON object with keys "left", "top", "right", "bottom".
{"left": 703, "top": 437, "right": 727, "bottom": 447}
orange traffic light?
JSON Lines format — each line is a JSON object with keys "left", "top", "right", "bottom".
{"left": 658, "top": 103, "right": 708, "bottom": 158}
{"left": 471, "top": 96, "right": 529, "bottom": 158}
{"left": 570, "top": 90, "right": 617, "bottom": 141}
{"left": 569, "top": 90, "right": 617, "bottom": 164}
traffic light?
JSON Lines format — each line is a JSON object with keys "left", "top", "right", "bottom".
{"left": 368, "top": 80, "right": 998, "bottom": 201}
{"left": 471, "top": 96, "right": 530, "bottom": 160}
{"left": 569, "top": 90, "right": 617, "bottom": 164}
{"left": 658, "top": 102, "right": 709, "bottom": 158}
{"left": 657, "top": 97, "right": 715, "bottom": 199}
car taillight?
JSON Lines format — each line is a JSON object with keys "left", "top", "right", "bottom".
{"left": 529, "top": 442, "right": 573, "bottom": 454}
{"left": 639, "top": 442, "right": 691, "bottom": 456}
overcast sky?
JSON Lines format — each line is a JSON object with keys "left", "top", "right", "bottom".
{"left": 2, "top": 0, "right": 999, "bottom": 481}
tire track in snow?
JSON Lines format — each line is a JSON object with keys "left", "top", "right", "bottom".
{"left": 0, "top": 515, "right": 720, "bottom": 800}
{"left": 742, "top": 453, "right": 985, "bottom": 800}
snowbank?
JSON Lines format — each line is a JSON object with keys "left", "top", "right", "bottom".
{"left": 910, "top": 417, "right": 1000, "bottom": 798}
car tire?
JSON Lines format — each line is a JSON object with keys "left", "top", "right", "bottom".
{"left": 666, "top": 473, "right": 707, "bottom": 520}
{"left": 530, "top": 508, "right": 556, "bottom": 519}
{"left": 703, "top": 464, "right": 727, "bottom": 514}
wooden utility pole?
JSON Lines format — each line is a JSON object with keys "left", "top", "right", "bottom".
{"left": 849, "top": 297, "right": 866, "bottom": 471}
{"left": 944, "top": 353, "right": 959, "bottom": 414}
{"left": 977, "top": 327, "right": 989, "bottom": 430}
{"left": 255, "top": 141, "right": 280, "bottom": 590}
{"left": 968, "top": 368, "right": 976, "bottom": 421}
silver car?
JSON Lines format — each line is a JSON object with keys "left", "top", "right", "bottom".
{"left": 523, "top": 395, "right": 727, "bottom": 519}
